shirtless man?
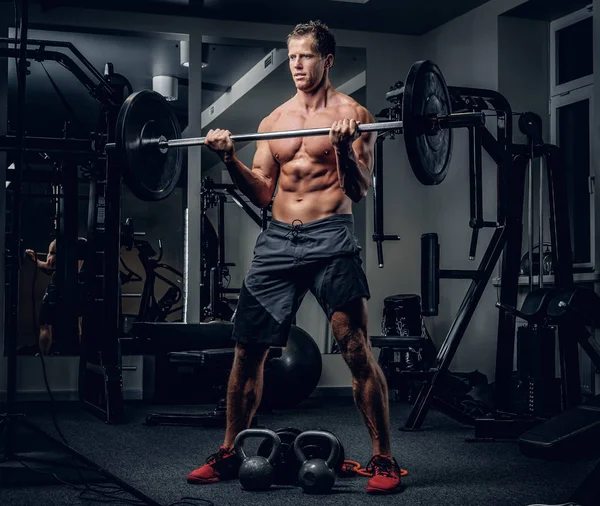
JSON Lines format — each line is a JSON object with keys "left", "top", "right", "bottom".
{"left": 26, "top": 239, "right": 57, "bottom": 355}
{"left": 187, "top": 21, "right": 401, "bottom": 494}
{"left": 26, "top": 236, "right": 87, "bottom": 355}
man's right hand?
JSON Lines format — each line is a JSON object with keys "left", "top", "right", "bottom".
{"left": 25, "top": 249, "right": 36, "bottom": 261}
{"left": 204, "top": 129, "right": 235, "bottom": 161}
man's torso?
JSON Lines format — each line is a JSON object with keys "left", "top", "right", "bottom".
{"left": 266, "top": 92, "right": 364, "bottom": 224}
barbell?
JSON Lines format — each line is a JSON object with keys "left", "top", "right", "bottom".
{"left": 106, "top": 60, "right": 485, "bottom": 202}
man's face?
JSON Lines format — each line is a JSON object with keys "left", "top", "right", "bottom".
{"left": 288, "top": 35, "right": 331, "bottom": 92}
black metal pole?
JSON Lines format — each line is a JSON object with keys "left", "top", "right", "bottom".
{"left": 494, "top": 155, "right": 528, "bottom": 411}
{"left": 218, "top": 195, "right": 225, "bottom": 269}
{"left": 56, "top": 160, "right": 79, "bottom": 354}
{"left": 225, "top": 188, "right": 263, "bottom": 228}
{"left": 544, "top": 144, "right": 579, "bottom": 408}
{"left": 373, "top": 136, "right": 385, "bottom": 267}
{"left": 4, "top": 0, "right": 29, "bottom": 460}
{"left": 103, "top": 101, "right": 124, "bottom": 423}
{"left": 404, "top": 226, "right": 509, "bottom": 430}
{"left": 468, "top": 128, "right": 476, "bottom": 224}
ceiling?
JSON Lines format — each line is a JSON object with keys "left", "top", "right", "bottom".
{"left": 6, "top": 28, "right": 276, "bottom": 135}
{"left": 27, "top": 0, "right": 494, "bottom": 36}
{"left": 503, "top": 0, "right": 591, "bottom": 21}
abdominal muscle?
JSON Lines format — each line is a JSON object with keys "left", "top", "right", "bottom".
{"left": 270, "top": 151, "right": 352, "bottom": 224}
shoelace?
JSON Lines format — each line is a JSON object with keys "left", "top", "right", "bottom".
{"left": 365, "top": 456, "right": 396, "bottom": 477}
{"left": 206, "top": 447, "right": 233, "bottom": 465}
{"left": 285, "top": 219, "right": 304, "bottom": 239}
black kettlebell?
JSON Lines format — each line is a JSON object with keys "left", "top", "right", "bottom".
{"left": 294, "top": 430, "right": 340, "bottom": 494}
{"left": 257, "top": 427, "right": 303, "bottom": 485}
{"left": 234, "top": 428, "right": 282, "bottom": 491}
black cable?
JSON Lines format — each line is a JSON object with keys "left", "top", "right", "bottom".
{"left": 120, "top": 255, "right": 143, "bottom": 283}
{"left": 29, "top": 251, "right": 215, "bottom": 506}
{"left": 28, "top": 253, "right": 149, "bottom": 504}
{"left": 39, "top": 60, "right": 87, "bottom": 133}
{"left": 13, "top": 0, "right": 20, "bottom": 87}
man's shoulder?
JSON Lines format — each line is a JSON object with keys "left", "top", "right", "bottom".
{"left": 260, "top": 100, "right": 294, "bottom": 131}
{"left": 335, "top": 92, "right": 372, "bottom": 121}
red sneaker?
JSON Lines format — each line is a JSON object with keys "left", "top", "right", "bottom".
{"left": 365, "top": 455, "right": 402, "bottom": 494}
{"left": 187, "top": 446, "right": 241, "bottom": 484}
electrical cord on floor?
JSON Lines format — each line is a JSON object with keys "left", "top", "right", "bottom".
{"left": 27, "top": 248, "right": 215, "bottom": 506}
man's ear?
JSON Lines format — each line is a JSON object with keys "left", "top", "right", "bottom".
{"left": 324, "top": 54, "right": 334, "bottom": 69}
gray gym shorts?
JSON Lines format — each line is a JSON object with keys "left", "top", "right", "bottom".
{"left": 232, "top": 213, "right": 371, "bottom": 347}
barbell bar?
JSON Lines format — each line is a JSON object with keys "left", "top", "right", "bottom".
{"left": 106, "top": 60, "right": 486, "bottom": 202}
{"left": 157, "top": 111, "right": 483, "bottom": 150}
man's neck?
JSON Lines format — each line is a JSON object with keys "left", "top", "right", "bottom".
{"left": 296, "top": 80, "right": 334, "bottom": 113}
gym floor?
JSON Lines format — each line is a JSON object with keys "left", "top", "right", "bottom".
{"left": 2, "top": 397, "right": 597, "bottom": 506}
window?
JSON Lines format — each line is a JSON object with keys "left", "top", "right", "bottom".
{"left": 550, "top": 5, "right": 594, "bottom": 96}
{"left": 550, "top": 4, "right": 594, "bottom": 271}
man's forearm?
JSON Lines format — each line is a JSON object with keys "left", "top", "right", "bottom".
{"left": 335, "top": 147, "right": 371, "bottom": 203}
{"left": 35, "top": 259, "right": 54, "bottom": 274}
{"left": 222, "top": 155, "right": 272, "bottom": 208}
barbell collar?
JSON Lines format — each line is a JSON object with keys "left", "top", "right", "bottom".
{"left": 437, "top": 111, "right": 486, "bottom": 130}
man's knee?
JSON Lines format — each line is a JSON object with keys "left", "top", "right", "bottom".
{"left": 331, "top": 297, "right": 368, "bottom": 334}
{"left": 233, "top": 342, "right": 270, "bottom": 371}
{"left": 39, "top": 325, "right": 52, "bottom": 348}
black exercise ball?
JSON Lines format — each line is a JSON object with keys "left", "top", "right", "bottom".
{"left": 263, "top": 325, "right": 322, "bottom": 409}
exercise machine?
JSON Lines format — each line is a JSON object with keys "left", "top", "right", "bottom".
{"left": 134, "top": 321, "right": 322, "bottom": 426}
{"left": 200, "top": 176, "right": 269, "bottom": 321}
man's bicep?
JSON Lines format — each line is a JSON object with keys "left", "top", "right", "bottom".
{"left": 46, "top": 240, "right": 57, "bottom": 268}
{"left": 354, "top": 108, "right": 376, "bottom": 171}
{"left": 252, "top": 140, "right": 280, "bottom": 180}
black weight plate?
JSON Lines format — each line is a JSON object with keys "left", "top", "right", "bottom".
{"left": 116, "top": 90, "right": 182, "bottom": 201}
{"left": 403, "top": 60, "right": 452, "bottom": 186}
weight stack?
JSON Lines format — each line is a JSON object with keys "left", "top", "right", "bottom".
{"left": 381, "top": 294, "right": 424, "bottom": 337}
{"left": 512, "top": 325, "right": 561, "bottom": 418}
{"left": 379, "top": 294, "right": 425, "bottom": 402}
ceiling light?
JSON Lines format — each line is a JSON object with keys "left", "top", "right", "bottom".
{"left": 153, "top": 75, "right": 178, "bottom": 101}
{"left": 180, "top": 40, "right": 208, "bottom": 68}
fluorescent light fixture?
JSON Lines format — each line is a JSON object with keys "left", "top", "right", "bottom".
{"left": 152, "top": 75, "right": 179, "bottom": 101}
{"left": 180, "top": 40, "right": 190, "bottom": 67}
{"left": 6, "top": 163, "right": 14, "bottom": 188}
{"left": 180, "top": 40, "right": 208, "bottom": 68}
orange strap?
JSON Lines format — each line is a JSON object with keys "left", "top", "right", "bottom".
{"left": 342, "top": 459, "right": 408, "bottom": 478}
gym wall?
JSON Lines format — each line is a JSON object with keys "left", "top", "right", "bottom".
{"left": 1, "top": 0, "right": 596, "bottom": 398}
{"left": 404, "top": 0, "right": 565, "bottom": 383}
{"left": 498, "top": 15, "right": 552, "bottom": 272}
{"left": 0, "top": 13, "right": 6, "bottom": 359}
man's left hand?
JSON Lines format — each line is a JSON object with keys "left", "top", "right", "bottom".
{"left": 330, "top": 119, "right": 361, "bottom": 149}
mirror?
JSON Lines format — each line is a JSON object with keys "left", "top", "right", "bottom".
{"left": 7, "top": 28, "right": 188, "bottom": 356}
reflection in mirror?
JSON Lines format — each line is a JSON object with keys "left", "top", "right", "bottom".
{"left": 8, "top": 28, "right": 187, "bottom": 357}
{"left": 198, "top": 38, "right": 366, "bottom": 355}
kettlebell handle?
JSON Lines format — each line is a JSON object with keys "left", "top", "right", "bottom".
{"left": 234, "top": 428, "right": 282, "bottom": 464}
{"left": 293, "top": 430, "right": 340, "bottom": 468}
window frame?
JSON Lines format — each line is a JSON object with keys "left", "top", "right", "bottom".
{"left": 550, "top": 84, "right": 595, "bottom": 271}
{"left": 549, "top": 4, "right": 594, "bottom": 98}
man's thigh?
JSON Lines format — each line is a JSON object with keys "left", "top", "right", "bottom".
{"left": 311, "top": 254, "right": 371, "bottom": 322}
{"left": 233, "top": 269, "right": 309, "bottom": 348}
